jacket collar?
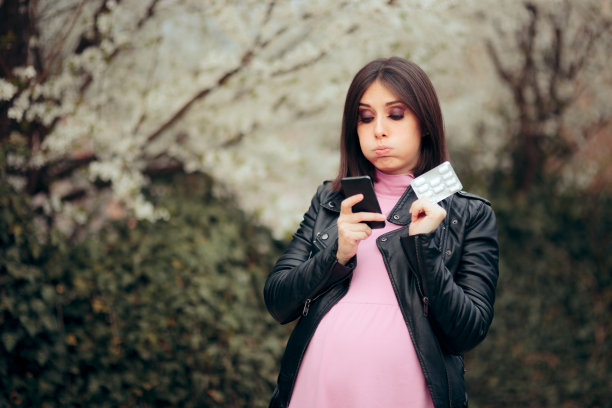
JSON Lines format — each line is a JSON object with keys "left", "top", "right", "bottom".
{"left": 320, "top": 184, "right": 419, "bottom": 226}
{"left": 387, "top": 186, "right": 418, "bottom": 225}
{"left": 320, "top": 189, "right": 343, "bottom": 213}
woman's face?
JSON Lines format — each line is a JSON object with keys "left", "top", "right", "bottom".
{"left": 357, "top": 80, "right": 421, "bottom": 175}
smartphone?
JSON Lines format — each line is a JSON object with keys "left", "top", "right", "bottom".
{"left": 340, "top": 176, "right": 385, "bottom": 229}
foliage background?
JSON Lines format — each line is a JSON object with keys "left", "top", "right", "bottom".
{"left": 1, "top": 158, "right": 288, "bottom": 407}
{"left": 1, "top": 0, "right": 611, "bottom": 407}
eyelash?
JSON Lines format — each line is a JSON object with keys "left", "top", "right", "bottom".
{"left": 358, "top": 110, "right": 404, "bottom": 123}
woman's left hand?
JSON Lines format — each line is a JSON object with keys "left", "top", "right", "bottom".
{"left": 409, "top": 198, "right": 447, "bottom": 236}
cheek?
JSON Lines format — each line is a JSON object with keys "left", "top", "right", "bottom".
{"left": 403, "top": 122, "right": 422, "bottom": 146}
{"left": 409, "top": 136, "right": 422, "bottom": 156}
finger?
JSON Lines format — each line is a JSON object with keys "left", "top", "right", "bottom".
{"left": 339, "top": 220, "right": 371, "bottom": 236}
{"left": 341, "top": 231, "right": 370, "bottom": 244}
{"left": 340, "top": 194, "right": 364, "bottom": 214}
{"left": 409, "top": 201, "right": 427, "bottom": 222}
{"left": 409, "top": 198, "right": 433, "bottom": 214}
{"left": 412, "top": 198, "right": 445, "bottom": 217}
{"left": 350, "top": 211, "right": 387, "bottom": 223}
{"left": 409, "top": 198, "right": 438, "bottom": 222}
{"left": 339, "top": 228, "right": 372, "bottom": 248}
{"left": 409, "top": 199, "right": 447, "bottom": 230}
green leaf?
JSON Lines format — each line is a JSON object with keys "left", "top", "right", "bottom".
{"left": 1, "top": 331, "right": 19, "bottom": 352}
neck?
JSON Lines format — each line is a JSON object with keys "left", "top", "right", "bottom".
{"left": 374, "top": 169, "right": 414, "bottom": 197}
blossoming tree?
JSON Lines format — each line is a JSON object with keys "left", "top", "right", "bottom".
{"left": 1, "top": 0, "right": 610, "bottom": 238}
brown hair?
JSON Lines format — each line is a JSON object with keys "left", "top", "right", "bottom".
{"left": 331, "top": 57, "right": 448, "bottom": 191}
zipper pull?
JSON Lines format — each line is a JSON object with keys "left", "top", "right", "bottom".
{"left": 302, "top": 299, "right": 312, "bottom": 317}
{"left": 422, "top": 297, "right": 429, "bottom": 317}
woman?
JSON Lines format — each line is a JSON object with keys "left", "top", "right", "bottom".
{"left": 264, "top": 57, "right": 499, "bottom": 408}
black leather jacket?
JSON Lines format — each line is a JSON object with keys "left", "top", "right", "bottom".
{"left": 264, "top": 181, "right": 499, "bottom": 408}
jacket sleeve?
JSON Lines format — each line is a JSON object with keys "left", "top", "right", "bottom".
{"left": 403, "top": 198, "right": 499, "bottom": 354}
{"left": 264, "top": 184, "right": 354, "bottom": 324}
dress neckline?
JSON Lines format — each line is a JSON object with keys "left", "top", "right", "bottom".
{"left": 373, "top": 169, "right": 414, "bottom": 198}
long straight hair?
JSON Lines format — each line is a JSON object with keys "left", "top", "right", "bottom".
{"left": 331, "top": 57, "right": 448, "bottom": 191}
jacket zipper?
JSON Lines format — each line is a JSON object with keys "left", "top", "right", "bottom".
{"left": 302, "top": 299, "right": 312, "bottom": 316}
{"left": 414, "top": 236, "right": 429, "bottom": 317}
{"left": 413, "top": 233, "right": 452, "bottom": 407}
{"left": 302, "top": 265, "right": 351, "bottom": 317}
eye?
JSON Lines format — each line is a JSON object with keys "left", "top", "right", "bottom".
{"left": 388, "top": 107, "right": 405, "bottom": 120}
{"left": 358, "top": 110, "right": 374, "bottom": 123}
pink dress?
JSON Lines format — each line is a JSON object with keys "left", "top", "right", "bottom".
{"left": 289, "top": 170, "right": 434, "bottom": 408}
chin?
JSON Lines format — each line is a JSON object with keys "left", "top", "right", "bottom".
{"left": 378, "top": 167, "right": 400, "bottom": 175}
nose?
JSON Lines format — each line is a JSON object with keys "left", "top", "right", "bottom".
{"left": 374, "top": 117, "right": 386, "bottom": 138}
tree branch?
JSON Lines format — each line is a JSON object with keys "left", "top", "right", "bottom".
{"left": 137, "top": 0, "right": 161, "bottom": 29}
{"left": 37, "top": 0, "right": 88, "bottom": 84}
{"left": 485, "top": 40, "right": 515, "bottom": 89}
{"left": 46, "top": 153, "right": 97, "bottom": 179}
{"left": 144, "top": 0, "right": 278, "bottom": 144}
{"left": 270, "top": 50, "right": 328, "bottom": 76}
{"left": 145, "top": 56, "right": 249, "bottom": 144}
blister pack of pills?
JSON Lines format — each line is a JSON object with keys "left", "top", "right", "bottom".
{"left": 412, "top": 161, "right": 463, "bottom": 203}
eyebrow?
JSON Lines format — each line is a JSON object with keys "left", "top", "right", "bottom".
{"left": 359, "top": 100, "right": 405, "bottom": 108}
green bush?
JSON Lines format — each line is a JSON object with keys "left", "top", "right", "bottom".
{"left": 3, "top": 137, "right": 610, "bottom": 407}
{"left": 465, "top": 185, "right": 612, "bottom": 407}
{"left": 0, "top": 169, "right": 289, "bottom": 407}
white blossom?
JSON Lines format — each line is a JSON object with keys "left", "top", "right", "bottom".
{"left": 4, "top": 0, "right": 608, "bottom": 238}
{"left": 13, "top": 65, "right": 37, "bottom": 80}
{"left": 0, "top": 79, "right": 17, "bottom": 101}
{"left": 7, "top": 89, "right": 31, "bottom": 121}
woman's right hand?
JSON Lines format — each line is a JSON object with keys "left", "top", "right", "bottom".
{"left": 336, "top": 194, "right": 387, "bottom": 265}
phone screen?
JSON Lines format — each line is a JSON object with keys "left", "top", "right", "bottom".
{"left": 340, "top": 176, "right": 385, "bottom": 229}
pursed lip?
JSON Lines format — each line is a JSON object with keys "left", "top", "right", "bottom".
{"left": 374, "top": 146, "right": 392, "bottom": 156}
